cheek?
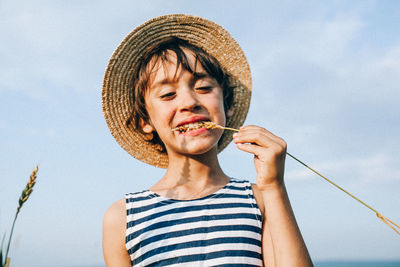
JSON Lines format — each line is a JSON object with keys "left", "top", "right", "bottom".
{"left": 201, "top": 95, "right": 227, "bottom": 126}
{"left": 214, "top": 93, "right": 227, "bottom": 120}
{"left": 146, "top": 103, "right": 175, "bottom": 130}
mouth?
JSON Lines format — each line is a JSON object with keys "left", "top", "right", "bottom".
{"left": 172, "top": 121, "right": 215, "bottom": 133}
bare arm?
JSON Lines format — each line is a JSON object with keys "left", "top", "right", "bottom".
{"left": 102, "top": 198, "right": 132, "bottom": 267}
{"left": 252, "top": 185, "right": 276, "bottom": 266}
{"left": 234, "top": 126, "right": 312, "bottom": 267}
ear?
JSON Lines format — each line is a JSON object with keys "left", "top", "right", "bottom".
{"left": 140, "top": 119, "right": 154, "bottom": 134}
{"left": 226, "top": 105, "right": 234, "bottom": 118}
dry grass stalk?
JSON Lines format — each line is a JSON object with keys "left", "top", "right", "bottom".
{"left": 1, "top": 165, "right": 38, "bottom": 267}
{"left": 172, "top": 122, "right": 239, "bottom": 133}
{"left": 173, "top": 122, "right": 400, "bottom": 235}
{"left": 202, "top": 122, "right": 240, "bottom": 132}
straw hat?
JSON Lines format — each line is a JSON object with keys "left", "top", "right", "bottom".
{"left": 102, "top": 14, "right": 252, "bottom": 168}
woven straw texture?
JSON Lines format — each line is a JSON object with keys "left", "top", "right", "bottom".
{"left": 102, "top": 14, "right": 252, "bottom": 168}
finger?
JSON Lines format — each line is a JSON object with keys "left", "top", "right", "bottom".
{"left": 239, "top": 125, "right": 270, "bottom": 133}
{"left": 235, "top": 142, "right": 264, "bottom": 156}
{"left": 238, "top": 125, "right": 286, "bottom": 146}
{"left": 234, "top": 131, "right": 287, "bottom": 152}
{"left": 239, "top": 126, "right": 282, "bottom": 142}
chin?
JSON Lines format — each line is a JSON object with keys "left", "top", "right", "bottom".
{"left": 176, "top": 140, "right": 219, "bottom": 156}
{"left": 190, "top": 146, "right": 217, "bottom": 156}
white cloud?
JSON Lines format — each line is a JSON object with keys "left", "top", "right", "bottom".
{"left": 249, "top": 8, "right": 365, "bottom": 72}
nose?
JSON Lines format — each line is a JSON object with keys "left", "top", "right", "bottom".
{"left": 178, "top": 87, "right": 201, "bottom": 112}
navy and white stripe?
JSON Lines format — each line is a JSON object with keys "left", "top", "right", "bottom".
{"left": 125, "top": 178, "right": 263, "bottom": 266}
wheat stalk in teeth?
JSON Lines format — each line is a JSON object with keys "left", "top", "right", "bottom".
{"left": 172, "top": 122, "right": 240, "bottom": 132}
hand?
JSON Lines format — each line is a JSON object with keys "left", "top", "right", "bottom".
{"left": 233, "top": 125, "right": 287, "bottom": 190}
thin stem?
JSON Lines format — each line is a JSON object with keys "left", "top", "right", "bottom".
{"left": 4, "top": 211, "right": 19, "bottom": 264}
{"left": 218, "top": 126, "right": 240, "bottom": 132}
{"left": 218, "top": 124, "right": 399, "bottom": 235}
{"left": 286, "top": 152, "right": 399, "bottom": 235}
{"left": 286, "top": 152, "right": 379, "bottom": 214}
{"left": 3, "top": 165, "right": 38, "bottom": 264}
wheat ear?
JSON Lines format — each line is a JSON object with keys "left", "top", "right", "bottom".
{"left": 3, "top": 165, "right": 38, "bottom": 266}
{"left": 17, "top": 166, "right": 38, "bottom": 213}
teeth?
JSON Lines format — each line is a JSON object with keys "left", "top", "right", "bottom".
{"left": 173, "top": 121, "right": 215, "bottom": 133}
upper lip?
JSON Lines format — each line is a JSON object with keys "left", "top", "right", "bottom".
{"left": 175, "top": 116, "right": 210, "bottom": 128}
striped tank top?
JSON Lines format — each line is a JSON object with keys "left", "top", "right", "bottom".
{"left": 125, "top": 178, "right": 263, "bottom": 266}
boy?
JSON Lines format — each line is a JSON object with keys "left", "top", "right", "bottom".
{"left": 102, "top": 14, "right": 312, "bottom": 266}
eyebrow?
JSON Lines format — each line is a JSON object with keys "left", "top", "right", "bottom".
{"left": 192, "top": 71, "right": 209, "bottom": 80}
{"left": 150, "top": 77, "right": 180, "bottom": 93}
{"left": 192, "top": 72, "right": 217, "bottom": 85}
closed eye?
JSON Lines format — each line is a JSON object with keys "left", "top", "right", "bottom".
{"left": 160, "top": 92, "right": 176, "bottom": 99}
{"left": 195, "top": 86, "right": 213, "bottom": 92}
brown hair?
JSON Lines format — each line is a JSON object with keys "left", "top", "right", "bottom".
{"left": 126, "top": 37, "right": 234, "bottom": 153}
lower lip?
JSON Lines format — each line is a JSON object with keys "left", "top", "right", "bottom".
{"left": 180, "top": 127, "right": 208, "bottom": 136}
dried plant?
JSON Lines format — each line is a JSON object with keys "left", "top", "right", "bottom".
{"left": 172, "top": 121, "right": 239, "bottom": 133}
{"left": 173, "top": 122, "right": 400, "bottom": 235}
{"left": 1, "top": 165, "right": 38, "bottom": 267}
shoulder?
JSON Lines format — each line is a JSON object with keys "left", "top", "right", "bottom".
{"left": 103, "top": 198, "right": 131, "bottom": 266}
{"left": 103, "top": 198, "right": 126, "bottom": 227}
{"left": 103, "top": 198, "right": 127, "bottom": 243}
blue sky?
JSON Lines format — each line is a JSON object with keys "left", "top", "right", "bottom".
{"left": 1, "top": 0, "right": 399, "bottom": 266}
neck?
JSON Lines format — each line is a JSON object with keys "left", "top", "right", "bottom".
{"left": 150, "top": 147, "right": 230, "bottom": 200}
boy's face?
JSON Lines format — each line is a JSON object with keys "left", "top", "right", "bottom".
{"left": 142, "top": 48, "right": 233, "bottom": 157}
